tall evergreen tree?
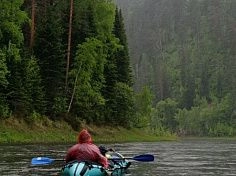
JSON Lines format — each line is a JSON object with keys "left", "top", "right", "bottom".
{"left": 99, "top": 7, "right": 135, "bottom": 125}
{"left": 72, "top": 0, "right": 98, "bottom": 58}
{"left": 113, "top": 7, "right": 133, "bottom": 86}
{"left": 34, "top": 2, "right": 67, "bottom": 116}
{"left": 21, "top": 55, "right": 45, "bottom": 114}
{"left": 102, "top": 36, "right": 120, "bottom": 123}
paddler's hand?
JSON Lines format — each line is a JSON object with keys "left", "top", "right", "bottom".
{"left": 108, "top": 148, "right": 115, "bottom": 152}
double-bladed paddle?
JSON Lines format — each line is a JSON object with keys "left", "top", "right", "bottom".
{"left": 31, "top": 154, "right": 154, "bottom": 165}
{"left": 125, "top": 154, "right": 154, "bottom": 162}
{"left": 110, "top": 154, "right": 154, "bottom": 162}
{"left": 31, "top": 157, "right": 64, "bottom": 165}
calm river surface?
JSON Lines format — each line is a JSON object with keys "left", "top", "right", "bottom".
{"left": 0, "top": 139, "right": 235, "bottom": 175}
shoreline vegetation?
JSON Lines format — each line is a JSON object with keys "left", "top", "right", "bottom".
{"left": 0, "top": 117, "right": 176, "bottom": 144}
{"left": 0, "top": 0, "right": 235, "bottom": 142}
{"left": 1, "top": 118, "right": 235, "bottom": 144}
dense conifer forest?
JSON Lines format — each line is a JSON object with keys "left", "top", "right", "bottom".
{"left": 0, "top": 0, "right": 235, "bottom": 137}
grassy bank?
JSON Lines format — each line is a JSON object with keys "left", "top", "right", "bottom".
{"left": 0, "top": 117, "right": 176, "bottom": 144}
{"left": 179, "top": 136, "right": 236, "bottom": 141}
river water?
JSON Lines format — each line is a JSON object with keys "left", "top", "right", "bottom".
{"left": 0, "top": 139, "right": 235, "bottom": 176}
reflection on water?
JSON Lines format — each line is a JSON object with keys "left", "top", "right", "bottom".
{"left": 0, "top": 139, "right": 235, "bottom": 176}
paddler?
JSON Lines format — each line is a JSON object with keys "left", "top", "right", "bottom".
{"left": 65, "top": 129, "right": 109, "bottom": 168}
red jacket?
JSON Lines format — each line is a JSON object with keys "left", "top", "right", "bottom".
{"left": 65, "top": 129, "right": 108, "bottom": 168}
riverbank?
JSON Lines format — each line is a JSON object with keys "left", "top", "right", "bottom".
{"left": 0, "top": 117, "right": 176, "bottom": 144}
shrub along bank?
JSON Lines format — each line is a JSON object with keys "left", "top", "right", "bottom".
{"left": 0, "top": 117, "right": 176, "bottom": 144}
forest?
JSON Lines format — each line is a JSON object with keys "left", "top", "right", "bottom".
{"left": 0, "top": 0, "right": 235, "bottom": 137}
{"left": 116, "top": 0, "right": 236, "bottom": 136}
{"left": 0, "top": 0, "right": 134, "bottom": 129}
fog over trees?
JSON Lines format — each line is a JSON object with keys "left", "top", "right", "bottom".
{"left": 115, "top": 0, "right": 235, "bottom": 136}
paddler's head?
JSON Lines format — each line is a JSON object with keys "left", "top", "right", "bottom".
{"left": 77, "top": 129, "right": 92, "bottom": 144}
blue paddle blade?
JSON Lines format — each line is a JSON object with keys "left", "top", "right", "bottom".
{"left": 132, "top": 154, "right": 154, "bottom": 162}
{"left": 31, "top": 157, "right": 55, "bottom": 165}
{"left": 110, "top": 154, "right": 155, "bottom": 162}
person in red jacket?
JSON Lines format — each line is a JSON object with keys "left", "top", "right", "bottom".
{"left": 65, "top": 129, "right": 109, "bottom": 168}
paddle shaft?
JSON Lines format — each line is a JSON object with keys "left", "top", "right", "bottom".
{"left": 109, "top": 154, "right": 154, "bottom": 162}
{"left": 53, "top": 159, "right": 64, "bottom": 162}
{"left": 31, "top": 154, "right": 154, "bottom": 165}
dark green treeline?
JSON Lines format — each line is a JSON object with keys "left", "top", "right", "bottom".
{"left": 116, "top": 0, "right": 236, "bottom": 136}
{"left": 0, "top": 0, "right": 235, "bottom": 137}
{"left": 0, "top": 0, "right": 134, "bottom": 128}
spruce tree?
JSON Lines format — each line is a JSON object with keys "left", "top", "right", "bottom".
{"left": 113, "top": 7, "right": 133, "bottom": 86}
{"left": 34, "top": 2, "right": 66, "bottom": 116}
{"left": 102, "top": 36, "right": 120, "bottom": 123}
{"left": 71, "top": 1, "right": 98, "bottom": 59}
{"left": 101, "top": 7, "right": 135, "bottom": 125}
{"left": 21, "top": 55, "right": 45, "bottom": 114}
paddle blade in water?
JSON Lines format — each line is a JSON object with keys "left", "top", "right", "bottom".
{"left": 31, "top": 157, "right": 54, "bottom": 165}
{"left": 132, "top": 154, "right": 154, "bottom": 162}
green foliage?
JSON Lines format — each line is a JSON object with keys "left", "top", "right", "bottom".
{"left": 25, "top": 111, "right": 42, "bottom": 124}
{"left": 0, "top": 0, "right": 137, "bottom": 129}
{"left": 134, "top": 86, "right": 154, "bottom": 127}
{"left": 71, "top": 0, "right": 100, "bottom": 60}
{"left": 94, "top": 0, "right": 115, "bottom": 37}
{"left": 176, "top": 94, "right": 235, "bottom": 136}
{"left": 52, "top": 96, "right": 68, "bottom": 115}
{"left": 3, "top": 0, "right": 234, "bottom": 137}
{"left": 5, "top": 43, "right": 24, "bottom": 114}
{"left": 33, "top": 2, "right": 66, "bottom": 115}
{"left": 76, "top": 1, "right": 97, "bottom": 42}
{"left": 102, "top": 36, "right": 121, "bottom": 93}
{"left": 6, "top": 52, "right": 45, "bottom": 115}
{"left": 0, "top": 53, "right": 9, "bottom": 119}
{"left": 113, "top": 7, "right": 133, "bottom": 86}
{"left": 176, "top": 107, "right": 205, "bottom": 136}
{"left": 70, "top": 38, "right": 106, "bottom": 123}
{"left": 0, "top": 0, "right": 29, "bottom": 117}
{"left": 0, "top": 50, "right": 8, "bottom": 96}
{"left": 22, "top": 56, "right": 45, "bottom": 114}
{"left": 74, "top": 0, "right": 115, "bottom": 39}
{"left": 111, "top": 82, "right": 135, "bottom": 127}
{"left": 119, "top": 0, "right": 235, "bottom": 136}
{"left": 153, "top": 98, "right": 178, "bottom": 132}
{"left": 0, "top": 0, "right": 28, "bottom": 47}
{"left": 102, "top": 36, "right": 121, "bottom": 123}
{"left": 209, "top": 123, "right": 234, "bottom": 137}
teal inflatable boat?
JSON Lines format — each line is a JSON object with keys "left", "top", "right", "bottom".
{"left": 60, "top": 151, "right": 131, "bottom": 176}
{"left": 31, "top": 150, "right": 154, "bottom": 175}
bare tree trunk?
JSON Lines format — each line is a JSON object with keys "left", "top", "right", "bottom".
{"left": 30, "top": 0, "right": 36, "bottom": 49}
{"left": 65, "top": 0, "right": 74, "bottom": 90}
{"left": 154, "top": 30, "right": 165, "bottom": 100}
{"left": 158, "top": 37, "right": 164, "bottom": 100}
{"left": 67, "top": 63, "right": 82, "bottom": 113}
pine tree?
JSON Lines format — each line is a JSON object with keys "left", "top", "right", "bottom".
{"left": 113, "top": 7, "right": 133, "bottom": 86}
